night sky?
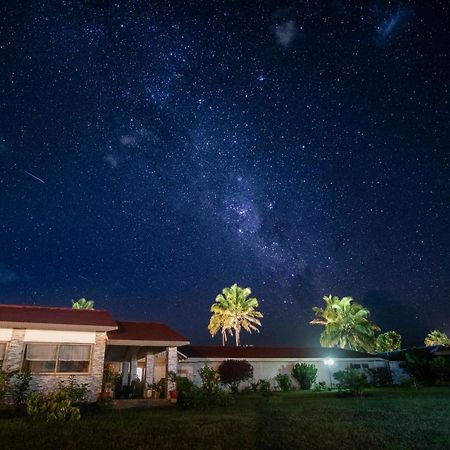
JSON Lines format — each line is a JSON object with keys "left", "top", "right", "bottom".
{"left": 1, "top": 1, "right": 449, "bottom": 347}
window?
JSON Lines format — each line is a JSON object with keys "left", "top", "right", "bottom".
{"left": 350, "top": 363, "right": 361, "bottom": 369}
{"left": 0, "top": 343, "right": 6, "bottom": 367}
{"left": 362, "top": 364, "right": 369, "bottom": 369}
{"left": 23, "top": 344, "right": 91, "bottom": 373}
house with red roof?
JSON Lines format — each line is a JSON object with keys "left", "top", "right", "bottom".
{"left": 0, "top": 303, "right": 400, "bottom": 401}
{"left": 0, "top": 304, "right": 189, "bottom": 401}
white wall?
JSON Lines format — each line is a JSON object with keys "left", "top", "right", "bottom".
{"left": 180, "top": 357, "right": 390, "bottom": 388}
{"left": 24, "top": 329, "right": 96, "bottom": 343}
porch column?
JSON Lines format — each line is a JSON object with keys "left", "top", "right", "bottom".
{"left": 130, "top": 354, "right": 138, "bottom": 382}
{"left": 122, "top": 362, "right": 130, "bottom": 386}
{"left": 145, "top": 353, "right": 155, "bottom": 388}
{"left": 166, "top": 346, "right": 177, "bottom": 397}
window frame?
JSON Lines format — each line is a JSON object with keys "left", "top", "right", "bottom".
{"left": 22, "top": 342, "right": 93, "bottom": 375}
{"left": 0, "top": 342, "right": 7, "bottom": 370}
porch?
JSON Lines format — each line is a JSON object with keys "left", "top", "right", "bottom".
{"left": 105, "top": 320, "right": 189, "bottom": 399}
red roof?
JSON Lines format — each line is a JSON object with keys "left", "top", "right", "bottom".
{"left": 182, "top": 346, "right": 375, "bottom": 359}
{"left": 107, "top": 320, "right": 189, "bottom": 344}
{"left": 0, "top": 304, "right": 117, "bottom": 330}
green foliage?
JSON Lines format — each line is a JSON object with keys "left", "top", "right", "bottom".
{"left": 310, "top": 294, "right": 380, "bottom": 352}
{"left": 430, "top": 357, "right": 450, "bottom": 384}
{"left": 11, "top": 371, "right": 32, "bottom": 408}
{"left": 292, "top": 363, "right": 317, "bottom": 390}
{"left": 312, "top": 382, "right": 327, "bottom": 392}
{"left": 208, "top": 283, "right": 263, "bottom": 347}
{"left": 376, "top": 331, "right": 402, "bottom": 353}
{"left": 275, "top": 374, "right": 292, "bottom": 391}
{"left": 72, "top": 298, "right": 95, "bottom": 309}
{"left": 26, "top": 390, "right": 80, "bottom": 422}
{"left": 258, "top": 379, "right": 271, "bottom": 392}
{"left": 424, "top": 330, "right": 450, "bottom": 347}
{"left": 198, "top": 365, "right": 220, "bottom": 394}
{"left": 367, "top": 367, "right": 393, "bottom": 387}
{"left": 58, "top": 377, "right": 89, "bottom": 403}
{"left": 218, "top": 359, "right": 253, "bottom": 392}
{"left": 404, "top": 349, "right": 435, "bottom": 385}
{"left": 0, "top": 371, "right": 11, "bottom": 403}
{"left": 333, "top": 368, "right": 368, "bottom": 395}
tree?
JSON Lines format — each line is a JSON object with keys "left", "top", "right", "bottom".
{"left": 292, "top": 363, "right": 317, "bottom": 390}
{"left": 217, "top": 360, "right": 253, "bottom": 392}
{"left": 310, "top": 295, "right": 380, "bottom": 353}
{"left": 375, "top": 331, "right": 402, "bottom": 353}
{"left": 72, "top": 298, "right": 95, "bottom": 309}
{"left": 208, "top": 284, "right": 263, "bottom": 347}
{"left": 424, "top": 330, "right": 450, "bottom": 347}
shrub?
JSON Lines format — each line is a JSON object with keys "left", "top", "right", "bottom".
{"left": 430, "top": 357, "right": 450, "bottom": 383}
{"left": 292, "top": 363, "right": 317, "bottom": 390}
{"left": 275, "top": 374, "right": 292, "bottom": 391}
{"left": 333, "top": 368, "right": 368, "bottom": 395}
{"left": 312, "top": 381, "right": 327, "bottom": 392}
{"left": 198, "top": 365, "right": 220, "bottom": 394}
{"left": 59, "top": 377, "right": 89, "bottom": 403}
{"left": 218, "top": 360, "right": 253, "bottom": 393}
{"left": 11, "top": 371, "right": 32, "bottom": 408}
{"left": 404, "top": 349, "right": 434, "bottom": 385}
{"left": 0, "top": 371, "right": 11, "bottom": 404}
{"left": 26, "top": 390, "right": 80, "bottom": 422}
{"left": 367, "top": 367, "right": 393, "bottom": 387}
{"left": 177, "top": 384, "right": 234, "bottom": 409}
{"left": 258, "top": 379, "right": 271, "bottom": 392}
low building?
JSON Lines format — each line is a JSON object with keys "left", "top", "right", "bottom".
{"left": 179, "top": 345, "right": 393, "bottom": 388}
{"left": 0, "top": 304, "right": 189, "bottom": 401}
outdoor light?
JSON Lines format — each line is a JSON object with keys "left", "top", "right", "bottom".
{"left": 324, "top": 358, "right": 334, "bottom": 387}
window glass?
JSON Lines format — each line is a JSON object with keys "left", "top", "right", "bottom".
{"left": 23, "top": 343, "right": 91, "bottom": 373}
{"left": 0, "top": 343, "right": 5, "bottom": 361}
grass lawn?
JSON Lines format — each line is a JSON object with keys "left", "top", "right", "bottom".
{"left": 0, "top": 387, "right": 449, "bottom": 449}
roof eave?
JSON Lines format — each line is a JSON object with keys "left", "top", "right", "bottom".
{"left": 107, "top": 339, "right": 190, "bottom": 347}
{"left": 0, "top": 321, "right": 118, "bottom": 332}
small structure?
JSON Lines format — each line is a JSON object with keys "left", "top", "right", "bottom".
{"left": 0, "top": 304, "right": 117, "bottom": 402}
{"left": 106, "top": 321, "right": 189, "bottom": 398}
{"left": 0, "top": 304, "right": 189, "bottom": 401}
{"left": 179, "top": 345, "right": 392, "bottom": 388}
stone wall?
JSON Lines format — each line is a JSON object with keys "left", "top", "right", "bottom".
{"left": 4, "top": 329, "right": 107, "bottom": 402}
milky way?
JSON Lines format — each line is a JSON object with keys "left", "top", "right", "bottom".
{"left": 0, "top": 1, "right": 449, "bottom": 345}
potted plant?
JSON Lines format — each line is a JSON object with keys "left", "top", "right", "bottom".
{"left": 100, "top": 366, "right": 115, "bottom": 400}
{"left": 168, "top": 371, "right": 179, "bottom": 402}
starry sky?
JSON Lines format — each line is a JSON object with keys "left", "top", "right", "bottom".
{"left": 0, "top": 1, "right": 449, "bottom": 347}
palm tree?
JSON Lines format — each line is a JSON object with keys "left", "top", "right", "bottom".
{"left": 424, "top": 330, "right": 450, "bottom": 347}
{"left": 72, "top": 298, "right": 95, "bottom": 309}
{"left": 310, "top": 295, "right": 380, "bottom": 353}
{"left": 208, "top": 283, "right": 263, "bottom": 347}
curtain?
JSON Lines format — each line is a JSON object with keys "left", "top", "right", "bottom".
{"left": 59, "top": 345, "right": 91, "bottom": 361}
{"left": 26, "top": 344, "right": 57, "bottom": 361}
{"left": 0, "top": 343, "right": 5, "bottom": 360}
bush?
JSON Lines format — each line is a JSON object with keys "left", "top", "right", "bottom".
{"left": 258, "top": 379, "right": 271, "bottom": 392}
{"left": 26, "top": 390, "right": 80, "bottom": 422}
{"left": 333, "top": 368, "right": 368, "bottom": 395}
{"left": 312, "top": 382, "right": 327, "bottom": 392}
{"left": 275, "top": 374, "right": 292, "bottom": 391}
{"left": 11, "top": 371, "right": 32, "bottom": 408}
{"left": 59, "top": 377, "right": 89, "bottom": 403}
{"left": 0, "top": 371, "right": 11, "bottom": 404}
{"left": 430, "top": 357, "right": 450, "bottom": 384}
{"left": 404, "top": 349, "right": 435, "bottom": 385}
{"left": 218, "top": 360, "right": 253, "bottom": 393}
{"left": 292, "top": 363, "right": 317, "bottom": 390}
{"left": 367, "top": 367, "right": 393, "bottom": 387}
{"left": 177, "top": 384, "right": 234, "bottom": 409}
{"left": 198, "top": 365, "right": 220, "bottom": 394}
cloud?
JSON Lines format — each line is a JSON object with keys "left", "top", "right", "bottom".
{"left": 104, "top": 154, "right": 118, "bottom": 168}
{"left": 375, "top": 6, "right": 412, "bottom": 45}
{"left": 274, "top": 20, "right": 297, "bottom": 48}
{"left": 120, "top": 135, "right": 139, "bottom": 148}
{"left": 0, "top": 264, "right": 18, "bottom": 284}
